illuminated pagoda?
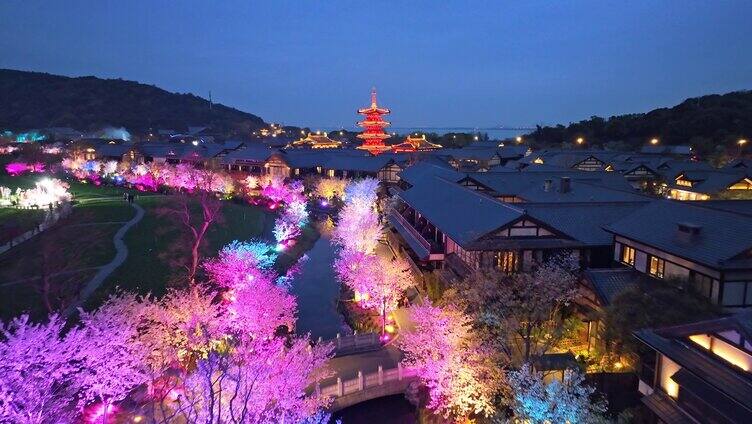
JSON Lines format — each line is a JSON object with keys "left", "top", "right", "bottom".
{"left": 356, "top": 88, "right": 393, "bottom": 155}
{"left": 289, "top": 131, "right": 342, "bottom": 149}
{"left": 391, "top": 134, "right": 442, "bottom": 153}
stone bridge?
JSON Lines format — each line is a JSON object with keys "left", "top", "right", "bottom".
{"left": 316, "top": 362, "right": 418, "bottom": 412}
{"left": 312, "top": 333, "right": 417, "bottom": 411}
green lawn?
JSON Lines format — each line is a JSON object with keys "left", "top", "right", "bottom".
{"left": 0, "top": 177, "right": 321, "bottom": 320}
{"left": 0, "top": 208, "right": 47, "bottom": 244}
{"left": 91, "top": 197, "right": 274, "bottom": 305}
{"left": 0, "top": 202, "right": 130, "bottom": 320}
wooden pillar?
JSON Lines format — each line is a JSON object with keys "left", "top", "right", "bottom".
{"left": 336, "top": 377, "right": 343, "bottom": 397}
{"left": 378, "top": 365, "right": 384, "bottom": 385}
{"left": 357, "top": 371, "right": 364, "bottom": 391}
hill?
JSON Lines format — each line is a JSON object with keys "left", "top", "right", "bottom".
{"left": 0, "top": 69, "right": 266, "bottom": 137}
{"left": 528, "top": 90, "right": 752, "bottom": 156}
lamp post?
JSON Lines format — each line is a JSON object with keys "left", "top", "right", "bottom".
{"left": 740, "top": 139, "right": 748, "bottom": 157}
{"left": 576, "top": 137, "right": 584, "bottom": 146}
{"left": 650, "top": 138, "right": 659, "bottom": 145}
{"left": 516, "top": 136, "right": 523, "bottom": 144}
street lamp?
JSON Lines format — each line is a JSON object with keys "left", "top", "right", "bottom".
{"left": 650, "top": 138, "right": 659, "bottom": 145}
{"left": 516, "top": 136, "right": 523, "bottom": 143}
{"left": 576, "top": 137, "right": 584, "bottom": 145}
{"left": 740, "top": 139, "right": 748, "bottom": 157}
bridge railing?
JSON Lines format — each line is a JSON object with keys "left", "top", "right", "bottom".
{"left": 317, "top": 332, "right": 382, "bottom": 357}
{"left": 317, "top": 363, "right": 417, "bottom": 398}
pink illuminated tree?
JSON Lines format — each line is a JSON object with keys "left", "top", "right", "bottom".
{"left": 161, "top": 336, "right": 333, "bottom": 424}
{"left": 334, "top": 251, "right": 413, "bottom": 333}
{"left": 0, "top": 314, "right": 83, "bottom": 424}
{"left": 332, "top": 178, "right": 382, "bottom": 254}
{"left": 274, "top": 216, "right": 302, "bottom": 245}
{"left": 76, "top": 299, "right": 151, "bottom": 423}
{"left": 203, "top": 240, "right": 277, "bottom": 289}
{"left": 5, "top": 162, "right": 29, "bottom": 176}
{"left": 399, "top": 304, "right": 503, "bottom": 421}
{"left": 203, "top": 241, "right": 296, "bottom": 339}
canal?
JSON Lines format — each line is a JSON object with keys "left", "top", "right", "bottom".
{"left": 289, "top": 232, "right": 348, "bottom": 340}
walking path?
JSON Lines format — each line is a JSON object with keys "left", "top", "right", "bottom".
{"left": 63, "top": 202, "right": 145, "bottom": 317}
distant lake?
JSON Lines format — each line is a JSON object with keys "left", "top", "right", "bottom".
{"left": 318, "top": 126, "right": 532, "bottom": 140}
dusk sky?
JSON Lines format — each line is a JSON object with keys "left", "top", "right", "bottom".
{"left": 1, "top": 1, "right": 751, "bottom": 128}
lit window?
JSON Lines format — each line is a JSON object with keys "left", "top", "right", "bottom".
{"left": 497, "top": 251, "right": 518, "bottom": 273}
{"left": 621, "top": 246, "right": 635, "bottom": 266}
{"left": 676, "top": 178, "right": 693, "bottom": 187}
{"left": 649, "top": 256, "right": 665, "bottom": 278}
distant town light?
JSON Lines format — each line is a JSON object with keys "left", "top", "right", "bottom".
{"left": 576, "top": 137, "right": 584, "bottom": 145}
{"left": 516, "top": 136, "right": 522, "bottom": 143}
{"left": 739, "top": 139, "right": 748, "bottom": 145}
{"left": 650, "top": 138, "right": 659, "bottom": 145}
{"left": 473, "top": 135, "right": 479, "bottom": 141}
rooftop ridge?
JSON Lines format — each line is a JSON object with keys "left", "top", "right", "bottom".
{"left": 431, "top": 175, "right": 526, "bottom": 214}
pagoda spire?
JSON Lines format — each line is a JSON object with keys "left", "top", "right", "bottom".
{"left": 356, "top": 88, "right": 392, "bottom": 155}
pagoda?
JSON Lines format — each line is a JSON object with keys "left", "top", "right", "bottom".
{"left": 356, "top": 88, "right": 393, "bottom": 155}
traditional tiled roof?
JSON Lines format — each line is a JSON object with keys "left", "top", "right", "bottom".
{"left": 221, "top": 145, "right": 277, "bottom": 163}
{"left": 398, "top": 175, "right": 523, "bottom": 246}
{"left": 606, "top": 200, "right": 752, "bottom": 269}
{"left": 95, "top": 143, "right": 132, "bottom": 158}
{"left": 459, "top": 171, "right": 640, "bottom": 200}
{"left": 640, "top": 145, "right": 692, "bottom": 155}
{"left": 693, "top": 200, "right": 752, "bottom": 216}
{"left": 583, "top": 268, "right": 642, "bottom": 304}
{"left": 398, "top": 161, "right": 463, "bottom": 186}
{"left": 525, "top": 202, "right": 647, "bottom": 245}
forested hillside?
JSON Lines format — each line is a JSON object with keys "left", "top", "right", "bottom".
{"left": 528, "top": 90, "right": 752, "bottom": 156}
{"left": 0, "top": 69, "right": 266, "bottom": 137}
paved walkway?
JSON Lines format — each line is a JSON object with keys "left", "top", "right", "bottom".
{"left": 63, "top": 202, "right": 145, "bottom": 317}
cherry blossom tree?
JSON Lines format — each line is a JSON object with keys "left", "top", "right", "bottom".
{"left": 448, "top": 252, "right": 580, "bottom": 362}
{"left": 159, "top": 336, "right": 333, "bottom": 424}
{"left": 506, "top": 363, "right": 607, "bottom": 424}
{"left": 203, "top": 241, "right": 296, "bottom": 339}
{"left": 332, "top": 178, "right": 382, "bottom": 254}
{"left": 399, "top": 304, "right": 503, "bottom": 421}
{"left": 102, "top": 160, "right": 118, "bottom": 175}
{"left": 203, "top": 240, "right": 277, "bottom": 289}
{"left": 157, "top": 190, "right": 224, "bottom": 283}
{"left": 5, "top": 162, "right": 30, "bottom": 176}
{"left": 76, "top": 299, "right": 151, "bottom": 423}
{"left": 334, "top": 251, "right": 413, "bottom": 333}
{"left": 315, "top": 177, "right": 348, "bottom": 200}
{"left": 0, "top": 314, "right": 83, "bottom": 424}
